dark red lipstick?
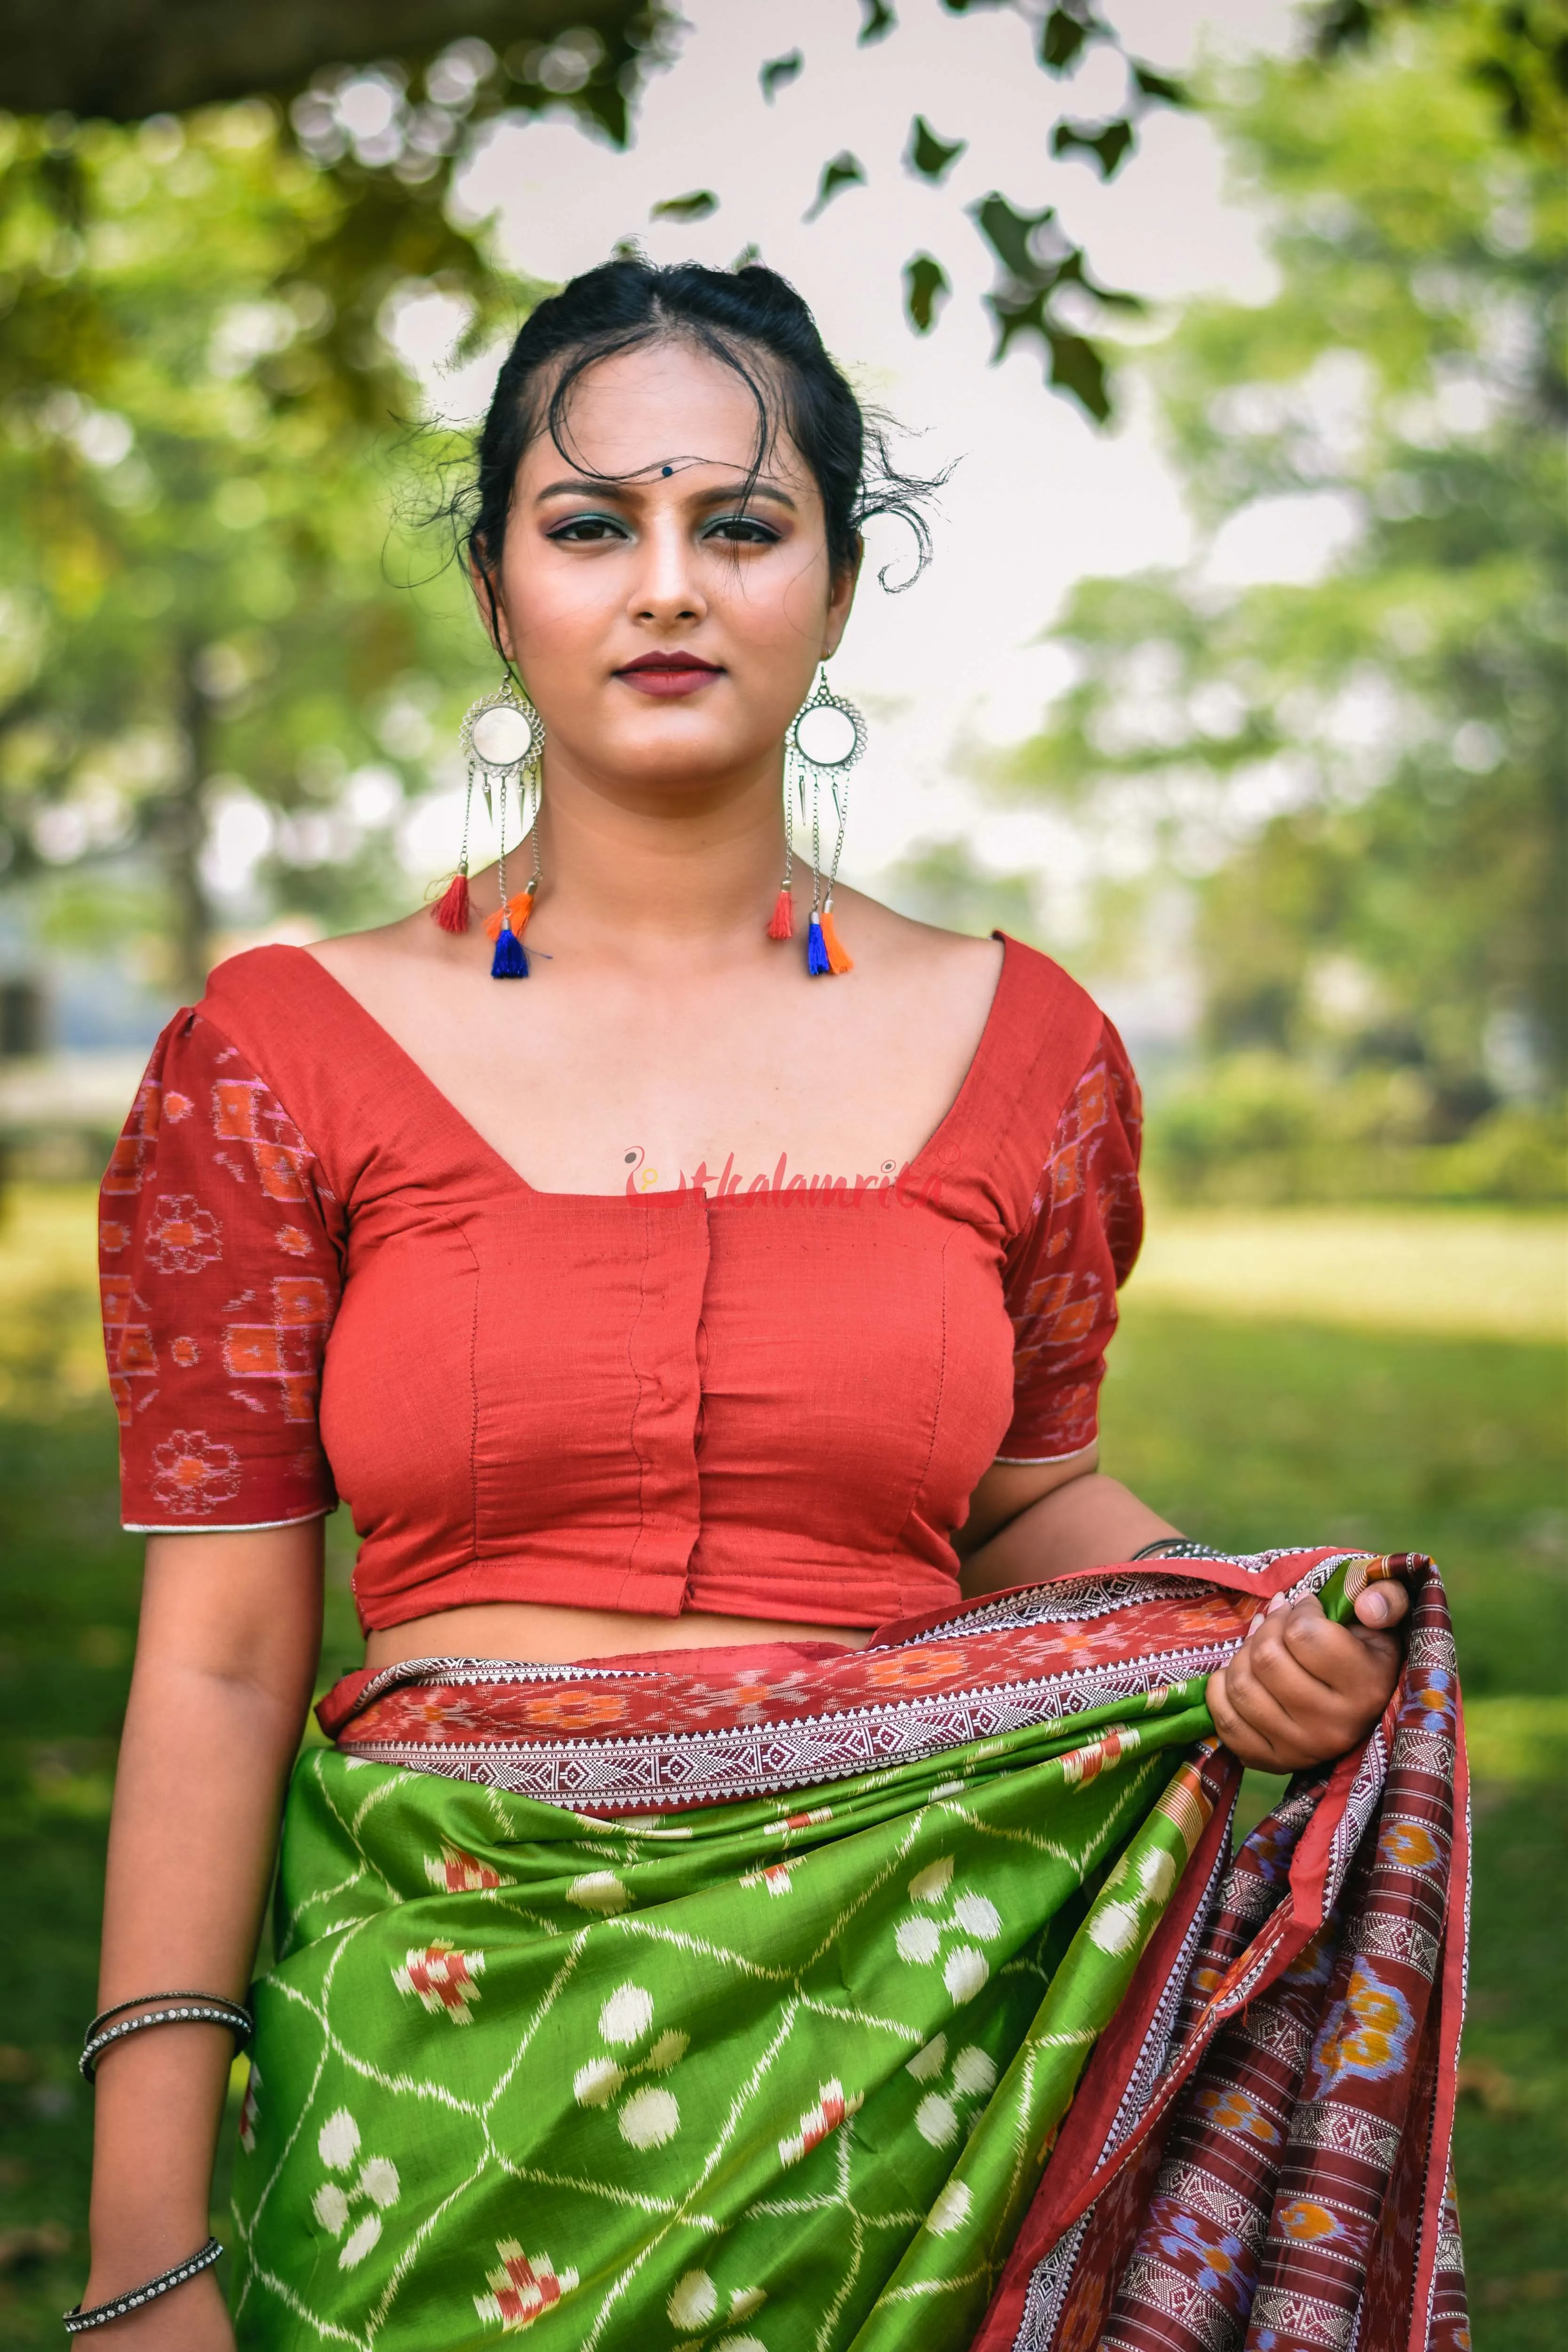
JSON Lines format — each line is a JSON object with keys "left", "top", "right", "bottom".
{"left": 614, "top": 650, "right": 724, "bottom": 698}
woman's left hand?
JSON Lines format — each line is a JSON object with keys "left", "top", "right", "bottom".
{"left": 1206, "top": 1580, "right": 1410, "bottom": 1773}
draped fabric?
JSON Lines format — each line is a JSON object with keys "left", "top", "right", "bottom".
{"left": 230, "top": 1553, "right": 1468, "bottom": 2352}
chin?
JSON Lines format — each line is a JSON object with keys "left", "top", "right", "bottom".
{"left": 593, "top": 720, "right": 770, "bottom": 783}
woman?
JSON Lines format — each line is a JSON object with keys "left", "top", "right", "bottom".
{"left": 80, "top": 263, "right": 1463, "bottom": 2352}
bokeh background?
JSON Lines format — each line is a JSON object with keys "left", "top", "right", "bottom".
{"left": 0, "top": 0, "right": 1563, "bottom": 2340}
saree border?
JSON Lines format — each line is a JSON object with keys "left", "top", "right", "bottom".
{"left": 337, "top": 1642, "right": 1239, "bottom": 1812}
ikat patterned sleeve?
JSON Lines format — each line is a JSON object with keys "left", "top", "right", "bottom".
{"left": 996, "top": 1018, "right": 1144, "bottom": 1464}
{"left": 99, "top": 1008, "right": 344, "bottom": 1532}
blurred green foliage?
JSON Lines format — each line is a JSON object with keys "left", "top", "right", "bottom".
{"left": 0, "top": 103, "right": 532, "bottom": 996}
{"left": 1148, "top": 1057, "right": 1567, "bottom": 1204}
{"left": 1001, "top": 15, "right": 1566, "bottom": 1183}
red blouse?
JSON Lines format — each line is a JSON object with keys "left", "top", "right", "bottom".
{"left": 99, "top": 939, "right": 1142, "bottom": 1633}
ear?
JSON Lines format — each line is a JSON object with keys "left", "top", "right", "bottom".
{"left": 821, "top": 533, "right": 863, "bottom": 661}
{"left": 468, "top": 549, "right": 515, "bottom": 663}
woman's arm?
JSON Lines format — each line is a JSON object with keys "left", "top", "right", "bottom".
{"left": 956, "top": 1455, "right": 1407, "bottom": 1772}
{"left": 82, "top": 1521, "right": 325, "bottom": 2346}
{"left": 957, "top": 1451, "right": 1179, "bottom": 1586}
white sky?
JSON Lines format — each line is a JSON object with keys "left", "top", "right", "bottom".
{"left": 400, "top": 0, "right": 1306, "bottom": 914}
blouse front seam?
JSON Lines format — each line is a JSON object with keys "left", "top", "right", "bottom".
{"left": 461, "top": 1208, "right": 483, "bottom": 1597}
{"left": 890, "top": 1225, "right": 954, "bottom": 1569}
{"left": 615, "top": 1204, "right": 658, "bottom": 1609}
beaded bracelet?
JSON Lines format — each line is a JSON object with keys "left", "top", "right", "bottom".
{"left": 80, "top": 1995, "right": 254, "bottom": 2083}
{"left": 63, "top": 2236, "right": 224, "bottom": 2332}
{"left": 1129, "top": 1537, "right": 1225, "bottom": 1562}
{"left": 83, "top": 1990, "right": 253, "bottom": 2045}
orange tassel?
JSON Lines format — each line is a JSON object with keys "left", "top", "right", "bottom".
{"left": 430, "top": 873, "right": 470, "bottom": 934}
{"left": 484, "top": 883, "right": 537, "bottom": 943}
{"left": 767, "top": 886, "right": 795, "bottom": 940}
{"left": 820, "top": 905, "right": 853, "bottom": 974}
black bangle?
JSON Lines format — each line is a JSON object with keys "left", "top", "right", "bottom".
{"left": 64, "top": 2237, "right": 223, "bottom": 2332}
{"left": 80, "top": 1997, "right": 253, "bottom": 2083}
{"left": 84, "top": 1990, "right": 251, "bottom": 2044}
{"left": 1129, "top": 1538, "right": 1225, "bottom": 1562}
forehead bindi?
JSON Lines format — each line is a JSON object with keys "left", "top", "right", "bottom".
{"left": 520, "top": 340, "right": 814, "bottom": 505}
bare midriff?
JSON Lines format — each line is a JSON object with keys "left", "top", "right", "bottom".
{"left": 361, "top": 1600, "right": 877, "bottom": 1671}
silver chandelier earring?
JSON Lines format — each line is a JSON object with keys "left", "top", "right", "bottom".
{"left": 432, "top": 676, "right": 546, "bottom": 978}
{"left": 771, "top": 666, "right": 866, "bottom": 976}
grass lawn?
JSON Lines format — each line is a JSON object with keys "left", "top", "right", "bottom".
{"left": 0, "top": 1188, "right": 1563, "bottom": 2344}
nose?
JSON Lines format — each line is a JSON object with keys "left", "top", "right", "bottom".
{"left": 628, "top": 508, "right": 707, "bottom": 632}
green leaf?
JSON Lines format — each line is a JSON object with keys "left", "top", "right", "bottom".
{"left": 759, "top": 51, "right": 804, "bottom": 103}
{"left": 1051, "top": 117, "right": 1137, "bottom": 178}
{"left": 804, "top": 152, "right": 867, "bottom": 221}
{"left": 1131, "top": 61, "right": 1188, "bottom": 108}
{"left": 650, "top": 189, "right": 719, "bottom": 222}
{"left": 859, "top": 0, "right": 898, "bottom": 40}
{"left": 1043, "top": 327, "right": 1113, "bottom": 421}
{"left": 907, "top": 115, "right": 968, "bottom": 183}
{"left": 971, "top": 191, "right": 1064, "bottom": 286}
{"left": 1040, "top": 4, "right": 1110, "bottom": 76}
{"left": 904, "top": 253, "right": 951, "bottom": 334}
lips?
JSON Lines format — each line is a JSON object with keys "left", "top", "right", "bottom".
{"left": 614, "top": 651, "right": 724, "bottom": 699}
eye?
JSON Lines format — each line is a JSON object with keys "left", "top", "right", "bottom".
{"left": 702, "top": 514, "right": 780, "bottom": 546}
{"left": 548, "top": 512, "right": 631, "bottom": 543}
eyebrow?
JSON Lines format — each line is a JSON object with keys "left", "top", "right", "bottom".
{"left": 533, "top": 476, "right": 798, "bottom": 512}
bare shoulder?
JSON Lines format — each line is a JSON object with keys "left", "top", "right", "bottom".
{"left": 303, "top": 907, "right": 443, "bottom": 985}
{"left": 835, "top": 885, "right": 1004, "bottom": 1004}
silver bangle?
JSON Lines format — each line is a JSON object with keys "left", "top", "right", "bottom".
{"left": 64, "top": 2237, "right": 223, "bottom": 2332}
{"left": 80, "top": 1998, "right": 253, "bottom": 2083}
{"left": 1129, "top": 1537, "right": 1224, "bottom": 1561}
{"left": 84, "top": 1990, "right": 254, "bottom": 2044}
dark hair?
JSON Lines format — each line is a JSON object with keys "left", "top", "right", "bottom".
{"left": 460, "top": 256, "right": 945, "bottom": 640}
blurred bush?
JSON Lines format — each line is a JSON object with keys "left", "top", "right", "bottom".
{"left": 1149, "top": 1052, "right": 1566, "bottom": 1205}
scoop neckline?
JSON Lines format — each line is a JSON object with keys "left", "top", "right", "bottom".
{"left": 251, "top": 932, "right": 1019, "bottom": 1206}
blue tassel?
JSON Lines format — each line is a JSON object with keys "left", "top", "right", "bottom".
{"left": 806, "top": 914, "right": 832, "bottom": 977}
{"left": 490, "top": 922, "right": 529, "bottom": 978}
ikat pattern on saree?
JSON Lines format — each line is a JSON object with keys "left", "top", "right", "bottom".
{"left": 326, "top": 1581, "right": 1261, "bottom": 1816}
{"left": 995, "top": 1558, "right": 1469, "bottom": 2352}
{"left": 233, "top": 1559, "right": 1465, "bottom": 2351}
{"left": 233, "top": 1663, "right": 1224, "bottom": 2347}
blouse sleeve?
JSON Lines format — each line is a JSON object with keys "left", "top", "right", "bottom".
{"left": 995, "top": 1018, "right": 1144, "bottom": 1465}
{"left": 98, "top": 1007, "right": 344, "bottom": 1532}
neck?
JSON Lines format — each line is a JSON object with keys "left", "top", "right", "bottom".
{"left": 475, "top": 746, "right": 797, "bottom": 959}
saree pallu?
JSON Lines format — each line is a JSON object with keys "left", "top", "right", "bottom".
{"left": 229, "top": 1551, "right": 1469, "bottom": 2352}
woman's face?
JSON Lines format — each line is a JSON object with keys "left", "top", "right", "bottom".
{"left": 489, "top": 338, "right": 858, "bottom": 799}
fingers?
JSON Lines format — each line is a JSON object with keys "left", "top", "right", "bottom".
{"left": 1207, "top": 1658, "right": 1314, "bottom": 1772}
{"left": 1353, "top": 1578, "right": 1409, "bottom": 1632}
{"left": 1210, "top": 1592, "right": 1403, "bottom": 1772}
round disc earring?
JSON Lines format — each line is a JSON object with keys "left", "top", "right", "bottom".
{"left": 784, "top": 667, "right": 865, "bottom": 976}
{"left": 432, "top": 678, "right": 547, "bottom": 971}
{"left": 788, "top": 669, "right": 867, "bottom": 776}
{"left": 461, "top": 678, "right": 545, "bottom": 793}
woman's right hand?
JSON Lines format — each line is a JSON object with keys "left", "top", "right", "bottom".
{"left": 75, "top": 2266, "right": 235, "bottom": 2349}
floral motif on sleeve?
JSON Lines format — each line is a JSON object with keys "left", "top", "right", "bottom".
{"left": 996, "top": 1019, "right": 1143, "bottom": 1463}
{"left": 99, "top": 1008, "right": 345, "bottom": 1530}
